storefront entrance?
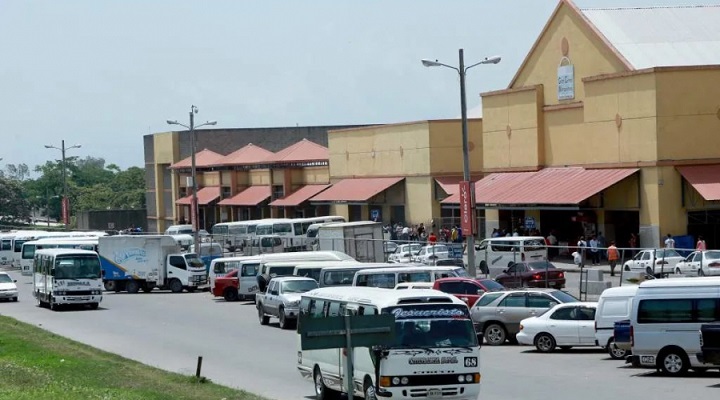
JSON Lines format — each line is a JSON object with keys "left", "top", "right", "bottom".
{"left": 688, "top": 210, "right": 720, "bottom": 249}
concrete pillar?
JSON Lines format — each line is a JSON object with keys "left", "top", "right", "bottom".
{"left": 485, "top": 209, "right": 500, "bottom": 238}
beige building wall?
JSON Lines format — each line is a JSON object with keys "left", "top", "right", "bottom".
{"left": 152, "top": 132, "right": 179, "bottom": 233}
{"left": 302, "top": 167, "right": 330, "bottom": 184}
{"left": 428, "top": 119, "right": 483, "bottom": 175}
{"left": 250, "top": 170, "right": 271, "bottom": 185}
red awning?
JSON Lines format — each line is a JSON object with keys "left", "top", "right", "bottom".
{"left": 270, "top": 184, "right": 331, "bottom": 207}
{"left": 677, "top": 165, "right": 720, "bottom": 201}
{"left": 442, "top": 167, "right": 638, "bottom": 205}
{"left": 435, "top": 177, "right": 464, "bottom": 196}
{"left": 217, "top": 186, "right": 271, "bottom": 206}
{"left": 310, "top": 177, "right": 404, "bottom": 203}
{"left": 175, "top": 187, "right": 221, "bottom": 206}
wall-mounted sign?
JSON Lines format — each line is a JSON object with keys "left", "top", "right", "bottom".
{"left": 557, "top": 60, "right": 574, "bottom": 101}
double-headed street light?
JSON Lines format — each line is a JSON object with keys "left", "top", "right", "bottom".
{"left": 45, "top": 140, "right": 82, "bottom": 229}
{"left": 167, "top": 105, "right": 217, "bottom": 252}
{"left": 421, "top": 50, "right": 501, "bottom": 277}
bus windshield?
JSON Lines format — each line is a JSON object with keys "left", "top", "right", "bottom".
{"left": 54, "top": 255, "right": 101, "bottom": 279}
{"left": 383, "top": 304, "right": 478, "bottom": 348}
{"left": 22, "top": 244, "right": 36, "bottom": 259}
{"left": 14, "top": 240, "right": 28, "bottom": 252}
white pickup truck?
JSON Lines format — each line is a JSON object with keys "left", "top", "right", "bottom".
{"left": 256, "top": 276, "right": 318, "bottom": 329}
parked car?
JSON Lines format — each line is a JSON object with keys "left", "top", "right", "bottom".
{"left": 433, "top": 277, "right": 506, "bottom": 307}
{"left": 673, "top": 250, "right": 720, "bottom": 276}
{"left": 0, "top": 272, "right": 18, "bottom": 302}
{"left": 412, "top": 244, "right": 451, "bottom": 265}
{"left": 383, "top": 241, "right": 398, "bottom": 256}
{"left": 622, "top": 249, "right": 684, "bottom": 275}
{"left": 494, "top": 261, "right": 565, "bottom": 289}
{"left": 388, "top": 243, "right": 422, "bottom": 263}
{"left": 394, "top": 282, "right": 434, "bottom": 290}
{"left": 471, "top": 289, "right": 579, "bottom": 345}
{"left": 517, "top": 302, "right": 599, "bottom": 352}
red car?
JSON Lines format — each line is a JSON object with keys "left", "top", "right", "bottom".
{"left": 212, "top": 269, "right": 241, "bottom": 301}
{"left": 433, "top": 277, "right": 506, "bottom": 307}
{"left": 494, "top": 261, "right": 565, "bottom": 289}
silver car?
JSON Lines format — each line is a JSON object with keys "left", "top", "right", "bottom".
{"left": 470, "top": 289, "right": 579, "bottom": 346}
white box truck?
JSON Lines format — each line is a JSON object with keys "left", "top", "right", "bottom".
{"left": 98, "top": 235, "right": 207, "bottom": 293}
{"left": 317, "top": 221, "right": 384, "bottom": 262}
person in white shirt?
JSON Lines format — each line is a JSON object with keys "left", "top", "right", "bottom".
{"left": 664, "top": 234, "right": 675, "bottom": 249}
{"left": 577, "top": 236, "right": 587, "bottom": 266}
{"left": 589, "top": 236, "right": 600, "bottom": 265}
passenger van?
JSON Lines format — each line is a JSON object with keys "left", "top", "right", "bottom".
{"left": 243, "top": 235, "right": 285, "bottom": 256}
{"left": 318, "top": 264, "right": 409, "bottom": 288}
{"left": 212, "top": 220, "right": 262, "bottom": 251}
{"left": 292, "top": 260, "right": 361, "bottom": 282}
{"left": 594, "top": 285, "right": 638, "bottom": 359}
{"left": 21, "top": 237, "right": 99, "bottom": 276}
{"left": 0, "top": 233, "right": 14, "bottom": 265}
{"left": 629, "top": 277, "right": 720, "bottom": 375}
{"left": 352, "top": 266, "right": 468, "bottom": 289}
{"left": 464, "top": 236, "right": 547, "bottom": 278}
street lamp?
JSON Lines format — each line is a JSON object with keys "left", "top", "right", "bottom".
{"left": 167, "top": 105, "right": 217, "bottom": 252}
{"left": 45, "top": 140, "right": 82, "bottom": 229}
{"left": 422, "top": 49, "right": 501, "bottom": 277}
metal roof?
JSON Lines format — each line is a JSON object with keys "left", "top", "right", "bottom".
{"left": 264, "top": 138, "right": 329, "bottom": 163}
{"left": 676, "top": 164, "right": 720, "bottom": 201}
{"left": 269, "top": 184, "right": 331, "bottom": 207}
{"left": 175, "top": 186, "right": 221, "bottom": 206}
{"left": 217, "top": 186, "right": 271, "bottom": 207}
{"left": 581, "top": 5, "right": 720, "bottom": 69}
{"left": 211, "top": 144, "right": 274, "bottom": 167}
{"left": 310, "top": 177, "right": 404, "bottom": 203}
{"left": 169, "top": 149, "right": 225, "bottom": 169}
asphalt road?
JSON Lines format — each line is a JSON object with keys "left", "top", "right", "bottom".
{"left": 1, "top": 269, "right": 719, "bottom": 400}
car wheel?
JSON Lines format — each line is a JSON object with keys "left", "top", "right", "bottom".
{"left": 223, "top": 288, "right": 239, "bottom": 302}
{"left": 624, "top": 265, "right": 630, "bottom": 272}
{"left": 278, "top": 307, "right": 290, "bottom": 330}
{"left": 658, "top": 347, "right": 689, "bottom": 376}
{"left": 364, "top": 377, "right": 377, "bottom": 400}
{"left": 483, "top": 323, "right": 507, "bottom": 346}
{"left": 258, "top": 306, "right": 270, "bottom": 325}
{"left": 314, "top": 367, "right": 339, "bottom": 400}
{"left": 674, "top": 268, "right": 681, "bottom": 275}
{"left": 535, "top": 333, "right": 556, "bottom": 353}
{"left": 608, "top": 340, "right": 628, "bottom": 360}
{"left": 645, "top": 266, "right": 654, "bottom": 276}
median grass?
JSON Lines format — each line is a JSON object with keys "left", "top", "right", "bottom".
{"left": 0, "top": 316, "right": 268, "bottom": 400}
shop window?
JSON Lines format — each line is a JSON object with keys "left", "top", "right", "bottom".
{"left": 272, "top": 185, "right": 284, "bottom": 199}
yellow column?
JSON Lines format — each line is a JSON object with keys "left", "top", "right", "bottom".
{"left": 485, "top": 209, "right": 500, "bottom": 238}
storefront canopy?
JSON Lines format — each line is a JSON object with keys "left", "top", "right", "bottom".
{"left": 434, "top": 177, "right": 464, "bottom": 196}
{"left": 442, "top": 167, "right": 638, "bottom": 206}
{"left": 677, "top": 165, "right": 720, "bottom": 201}
{"left": 175, "top": 186, "right": 221, "bottom": 206}
{"left": 269, "top": 184, "right": 331, "bottom": 207}
{"left": 217, "top": 186, "right": 271, "bottom": 207}
{"left": 310, "top": 177, "right": 404, "bottom": 203}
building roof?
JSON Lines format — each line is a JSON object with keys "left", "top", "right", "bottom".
{"left": 435, "top": 177, "right": 465, "bottom": 196}
{"left": 169, "top": 149, "right": 225, "bottom": 169}
{"left": 211, "top": 143, "right": 274, "bottom": 167}
{"left": 676, "top": 164, "right": 720, "bottom": 201}
{"left": 264, "top": 139, "right": 329, "bottom": 163}
{"left": 310, "top": 177, "right": 404, "bottom": 203}
{"left": 269, "top": 184, "right": 331, "bottom": 207}
{"left": 217, "top": 186, "right": 271, "bottom": 207}
{"left": 581, "top": 5, "right": 720, "bottom": 69}
{"left": 175, "top": 186, "right": 221, "bottom": 206}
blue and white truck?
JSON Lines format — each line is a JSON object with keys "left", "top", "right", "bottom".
{"left": 98, "top": 235, "right": 207, "bottom": 293}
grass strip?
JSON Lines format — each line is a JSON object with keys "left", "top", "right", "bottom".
{"left": 0, "top": 315, "right": 268, "bottom": 400}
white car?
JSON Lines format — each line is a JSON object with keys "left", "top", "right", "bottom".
{"left": 622, "top": 249, "right": 685, "bottom": 275}
{"left": 673, "top": 250, "right": 720, "bottom": 276}
{"left": 516, "top": 302, "right": 598, "bottom": 352}
{"left": 388, "top": 243, "right": 422, "bottom": 263}
{"left": 0, "top": 272, "right": 19, "bottom": 302}
{"left": 412, "top": 244, "right": 451, "bottom": 265}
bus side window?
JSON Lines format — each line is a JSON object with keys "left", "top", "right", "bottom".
{"left": 309, "top": 300, "right": 327, "bottom": 318}
{"left": 300, "top": 298, "right": 311, "bottom": 315}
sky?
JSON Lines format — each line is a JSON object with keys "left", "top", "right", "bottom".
{"left": 0, "top": 0, "right": 705, "bottom": 170}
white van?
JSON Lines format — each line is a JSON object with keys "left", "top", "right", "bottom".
{"left": 318, "top": 263, "right": 407, "bottom": 288}
{"left": 292, "top": 260, "right": 360, "bottom": 282}
{"left": 465, "top": 236, "right": 547, "bottom": 278}
{"left": 629, "top": 277, "right": 720, "bottom": 375}
{"left": 1, "top": 233, "right": 15, "bottom": 265}
{"left": 353, "top": 265, "right": 468, "bottom": 289}
{"left": 594, "top": 285, "right": 639, "bottom": 359}
{"left": 243, "top": 235, "right": 284, "bottom": 255}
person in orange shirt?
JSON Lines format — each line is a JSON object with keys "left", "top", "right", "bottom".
{"left": 428, "top": 231, "right": 437, "bottom": 245}
{"left": 607, "top": 241, "right": 620, "bottom": 277}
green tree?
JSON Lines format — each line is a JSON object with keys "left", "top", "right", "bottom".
{"left": 0, "top": 176, "right": 31, "bottom": 221}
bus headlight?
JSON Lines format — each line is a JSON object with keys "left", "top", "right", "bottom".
{"left": 458, "top": 375, "right": 465, "bottom": 382}
{"left": 54, "top": 291, "right": 66, "bottom": 296}
{"left": 466, "top": 374, "right": 474, "bottom": 382}
{"left": 400, "top": 377, "right": 408, "bottom": 385}
{"left": 392, "top": 377, "right": 400, "bottom": 385}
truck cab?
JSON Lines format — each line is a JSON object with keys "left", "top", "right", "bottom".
{"left": 256, "top": 276, "right": 318, "bottom": 329}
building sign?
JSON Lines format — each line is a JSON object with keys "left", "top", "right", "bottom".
{"left": 557, "top": 62, "right": 574, "bottom": 101}
{"left": 459, "top": 181, "right": 475, "bottom": 235}
{"left": 524, "top": 217, "right": 536, "bottom": 230}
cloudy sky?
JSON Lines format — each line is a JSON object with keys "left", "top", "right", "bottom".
{"left": 0, "top": 0, "right": 700, "bottom": 170}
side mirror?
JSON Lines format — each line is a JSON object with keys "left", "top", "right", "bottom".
{"left": 101, "top": 270, "right": 105, "bottom": 277}
{"left": 51, "top": 268, "right": 55, "bottom": 276}
{"left": 13, "top": 280, "right": 17, "bottom": 283}
{"left": 502, "top": 269, "right": 507, "bottom": 273}
{"left": 477, "top": 289, "right": 485, "bottom": 295}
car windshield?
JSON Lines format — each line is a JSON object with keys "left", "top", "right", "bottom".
{"left": 479, "top": 279, "right": 505, "bottom": 291}
{"left": 656, "top": 249, "right": 681, "bottom": 258}
{"left": 177, "top": 228, "right": 193, "bottom": 234}
{"left": 384, "top": 305, "right": 478, "bottom": 348}
{"left": 184, "top": 254, "right": 205, "bottom": 269}
{"left": 22, "top": 244, "right": 36, "bottom": 259}
{"left": 453, "top": 268, "right": 469, "bottom": 277}
{"left": 0, "top": 274, "right": 13, "bottom": 283}
{"left": 54, "top": 255, "right": 101, "bottom": 279}
{"left": 706, "top": 251, "right": 720, "bottom": 260}
{"left": 282, "top": 280, "right": 318, "bottom": 293}
{"left": 549, "top": 290, "right": 579, "bottom": 303}
{"left": 527, "top": 261, "right": 555, "bottom": 270}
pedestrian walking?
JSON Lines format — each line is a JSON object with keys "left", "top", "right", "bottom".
{"left": 577, "top": 236, "right": 587, "bottom": 266}
{"left": 589, "top": 235, "right": 600, "bottom": 265}
{"left": 697, "top": 236, "right": 707, "bottom": 251}
{"left": 664, "top": 234, "right": 675, "bottom": 249}
{"left": 607, "top": 241, "right": 619, "bottom": 277}
{"left": 428, "top": 231, "right": 437, "bottom": 245}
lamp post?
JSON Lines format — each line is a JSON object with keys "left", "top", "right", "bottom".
{"left": 422, "top": 50, "right": 501, "bottom": 277}
{"left": 45, "top": 140, "right": 81, "bottom": 229}
{"left": 167, "top": 105, "right": 217, "bottom": 252}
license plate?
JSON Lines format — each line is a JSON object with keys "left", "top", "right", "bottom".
{"left": 427, "top": 389, "right": 441, "bottom": 398}
{"left": 640, "top": 355, "right": 655, "bottom": 364}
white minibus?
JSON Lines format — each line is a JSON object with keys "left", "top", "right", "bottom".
{"left": 0, "top": 233, "right": 14, "bottom": 265}
{"left": 254, "top": 219, "right": 292, "bottom": 237}
{"left": 297, "top": 287, "right": 481, "bottom": 400}
{"left": 33, "top": 248, "right": 103, "bottom": 311}
{"left": 594, "top": 285, "right": 638, "bottom": 359}
{"left": 20, "top": 237, "right": 99, "bottom": 276}
{"left": 287, "top": 216, "right": 345, "bottom": 251}
{"left": 353, "top": 266, "right": 468, "bottom": 289}
{"left": 212, "top": 219, "right": 262, "bottom": 251}
{"left": 629, "top": 277, "right": 720, "bottom": 375}
{"left": 292, "top": 260, "right": 361, "bottom": 282}
{"left": 464, "top": 236, "right": 547, "bottom": 278}
{"left": 317, "top": 264, "right": 404, "bottom": 287}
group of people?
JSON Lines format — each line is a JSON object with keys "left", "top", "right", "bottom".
{"left": 383, "top": 222, "right": 464, "bottom": 245}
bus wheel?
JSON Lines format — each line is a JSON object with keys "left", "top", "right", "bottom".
{"left": 364, "top": 377, "right": 377, "bottom": 400}
{"left": 169, "top": 279, "right": 183, "bottom": 293}
{"left": 141, "top": 283, "right": 154, "bottom": 293}
{"left": 104, "top": 281, "right": 116, "bottom": 292}
{"left": 125, "top": 280, "right": 140, "bottom": 294}
{"left": 49, "top": 297, "right": 58, "bottom": 311}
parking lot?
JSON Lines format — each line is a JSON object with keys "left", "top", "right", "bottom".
{"left": 1, "top": 268, "right": 719, "bottom": 400}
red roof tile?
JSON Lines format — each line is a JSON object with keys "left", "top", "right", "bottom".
{"left": 435, "top": 177, "right": 466, "bottom": 196}
{"left": 217, "top": 186, "right": 271, "bottom": 206}
{"left": 270, "top": 184, "right": 331, "bottom": 207}
{"left": 169, "top": 149, "right": 225, "bottom": 169}
{"left": 677, "top": 165, "right": 720, "bottom": 201}
{"left": 211, "top": 144, "right": 274, "bottom": 167}
{"left": 265, "top": 139, "right": 328, "bottom": 163}
{"left": 175, "top": 186, "right": 221, "bottom": 206}
{"left": 310, "top": 177, "right": 404, "bottom": 203}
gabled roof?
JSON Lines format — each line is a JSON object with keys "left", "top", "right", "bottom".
{"left": 211, "top": 143, "right": 274, "bottom": 167}
{"left": 264, "top": 139, "right": 328, "bottom": 163}
{"left": 169, "top": 149, "right": 224, "bottom": 169}
{"left": 175, "top": 187, "right": 221, "bottom": 205}
{"left": 581, "top": 5, "right": 720, "bottom": 69}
